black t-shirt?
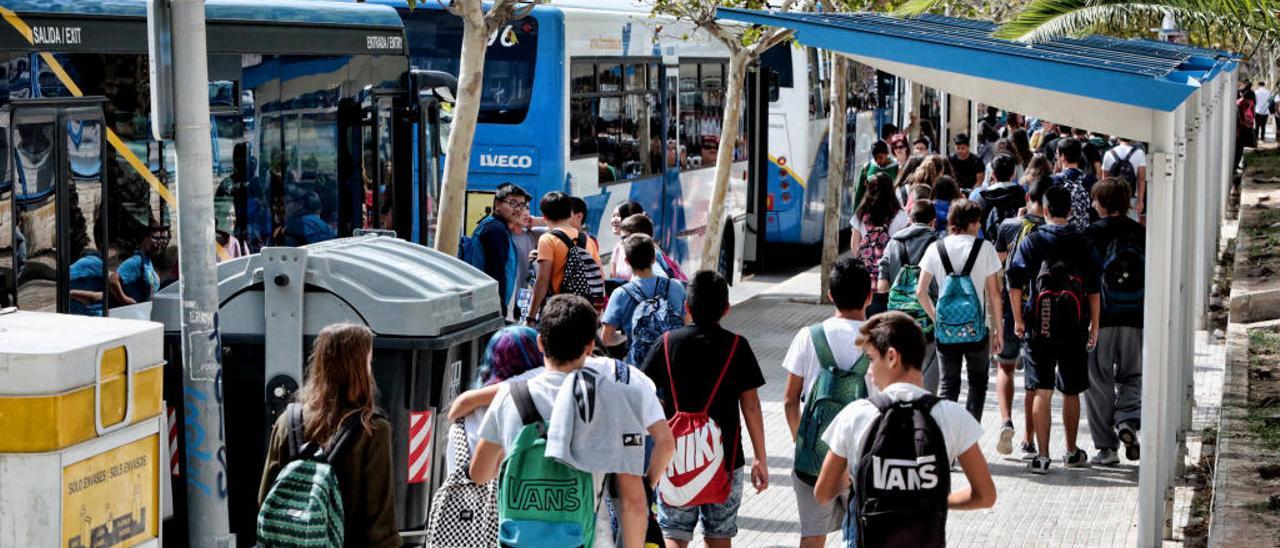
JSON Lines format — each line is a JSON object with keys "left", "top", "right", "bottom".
{"left": 1081, "top": 140, "right": 1104, "bottom": 174}
{"left": 642, "top": 323, "right": 765, "bottom": 473}
{"left": 948, "top": 153, "right": 985, "bottom": 191}
{"left": 1085, "top": 216, "right": 1146, "bottom": 328}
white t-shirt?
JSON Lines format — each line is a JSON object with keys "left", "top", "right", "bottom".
{"left": 852, "top": 210, "right": 910, "bottom": 237}
{"left": 918, "top": 234, "right": 1002, "bottom": 311}
{"left": 782, "top": 317, "right": 869, "bottom": 399}
{"left": 1102, "top": 143, "right": 1147, "bottom": 174}
{"left": 821, "top": 382, "right": 983, "bottom": 484}
{"left": 1255, "top": 88, "right": 1272, "bottom": 115}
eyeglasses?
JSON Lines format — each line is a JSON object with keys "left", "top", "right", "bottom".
{"left": 502, "top": 200, "right": 529, "bottom": 210}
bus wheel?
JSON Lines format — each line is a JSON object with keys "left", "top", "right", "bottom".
{"left": 717, "top": 226, "right": 735, "bottom": 285}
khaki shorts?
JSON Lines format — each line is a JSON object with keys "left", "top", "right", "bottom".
{"left": 791, "top": 471, "right": 847, "bottom": 537}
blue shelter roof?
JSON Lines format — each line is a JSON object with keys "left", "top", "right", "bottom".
{"left": 0, "top": 0, "right": 404, "bottom": 28}
{"left": 716, "top": 8, "right": 1234, "bottom": 113}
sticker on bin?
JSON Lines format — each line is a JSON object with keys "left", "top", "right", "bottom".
{"left": 62, "top": 434, "right": 160, "bottom": 547}
{"left": 408, "top": 410, "right": 434, "bottom": 484}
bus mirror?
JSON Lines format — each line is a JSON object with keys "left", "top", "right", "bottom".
{"left": 411, "top": 70, "right": 458, "bottom": 104}
{"left": 767, "top": 70, "right": 780, "bottom": 102}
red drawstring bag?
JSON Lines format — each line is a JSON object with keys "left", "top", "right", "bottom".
{"left": 657, "top": 332, "right": 740, "bottom": 508}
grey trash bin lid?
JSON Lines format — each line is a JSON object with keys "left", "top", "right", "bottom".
{"left": 152, "top": 235, "right": 501, "bottom": 339}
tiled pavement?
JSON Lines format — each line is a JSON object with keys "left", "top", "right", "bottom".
{"left": 680, "top": 294, "right": 1227, "bottom": 547}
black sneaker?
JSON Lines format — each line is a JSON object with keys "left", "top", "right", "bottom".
{"left": 1020, "top": 441, "right": 1038, "bottom": 461}
{"left": 1029, "top": 456, "right": 1051, "bottom": 474}
{"left": 1117, "top": 422, "right": 1140, "bottom": 461}
{"left": 1064, "top": 448, "right": 1089, "bottom": 468}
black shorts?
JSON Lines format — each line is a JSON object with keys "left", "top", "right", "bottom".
{"left": 1022, "top": 337, "right": 1089, "bottom": 395}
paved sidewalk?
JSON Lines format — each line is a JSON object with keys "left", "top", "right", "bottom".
{"left": 690, "top": 281, "right": 1226, "bottom": 547}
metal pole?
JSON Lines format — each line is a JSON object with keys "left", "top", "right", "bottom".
{"left": 170, "top": 0, "right": 233, "bottom": 545}
{"left": 1137, "top": 106, "right": 1178, "bottom": 547}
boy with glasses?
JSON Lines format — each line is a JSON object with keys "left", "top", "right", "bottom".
{"left": 472, "top": 182, "right": 531, "bottom": 319}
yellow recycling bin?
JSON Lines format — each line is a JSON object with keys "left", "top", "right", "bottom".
{"left": 0, "top": 309, "right": 165, "bottom": 547}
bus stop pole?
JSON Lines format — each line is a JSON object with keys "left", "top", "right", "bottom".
{"left": 170, "top": 0, "right": 234, "bottom": 545}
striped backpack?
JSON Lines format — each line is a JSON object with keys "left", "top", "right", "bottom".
{"left": 257, "top": 404, "right": 360, "bottom": 548}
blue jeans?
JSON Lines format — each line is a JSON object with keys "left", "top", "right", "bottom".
{"left": 656, "top": 469, "right": 744, "bottom": 541}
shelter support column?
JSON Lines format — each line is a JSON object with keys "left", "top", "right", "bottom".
{"left": 1137, "top": 103, "right": 1187, "bottom": 547}
{"left": 1191, "top": 87, "right": 1211, "bottom": 332}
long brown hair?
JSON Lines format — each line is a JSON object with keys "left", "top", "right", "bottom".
{"left": 298, "top": 323, "right": 378, "bottom": 443}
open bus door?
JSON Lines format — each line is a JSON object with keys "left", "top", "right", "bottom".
{"left": 743, "top": 65, "right": 772, "bottom": 267}
{"left": 359, "top": 92, "right": 415, "bottom": 240}
{"left": 4, "top": 98, "right": 109, "bottom": 316}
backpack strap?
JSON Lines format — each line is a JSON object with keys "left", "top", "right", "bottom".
{"left": 895, "top": 239, "right": 910, "bottom": 268}
{"left": 655, "top": 277, "right": 670, "bottom": 300}
{"left": 808, "top": 324, "right": 838, "bottom": 373}
{"left": 1122, "top": 147, "right": 1137, "bottom": 162}
{"left": 509, "top": 380, "right": 542, "bottom": 427}
{"left": 701, "top": 335, "right": 741, "bottom": 414}
{"left": 324, "top": 411, "right": 366, "bottom": 465}
{"left": 935, "top": 240, "right": 956, "bottom": 276}
{"left": 960, "top": 238, "right": 985, "bottom": 277}
{"left": 662, "top": 333, "right": 681, "bottom": 412}
{"left": 911, "top": 394, "right": 943, "bottom": 413}
{"left": 867, "top": 393, "right": 895, "bottom": 412}
{"left": 285, "top": 402, "right": 305, "bottom": 462}
{"left": 621, "top": 280, "right": 645, "bottom": 303}
{"left": 549, "top": 229, "right": 576, "bottom": 250}
{"left": 613, "top": 359, "right": 630, "bottom": 384}
{"left": 850, "top": 353, "right": 871, "bottom": 378}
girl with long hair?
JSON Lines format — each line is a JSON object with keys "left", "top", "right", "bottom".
{"left": 851, "top": 174, "right": 908, "bottom": 308}
{"left": 931, "top": 175, "right": 963, "bottom": 235}
{"left": 1011, "top": 128, "right": 1034, "bottom": 168}
{"left": 1021, "top": 153, "right": 1054, "bottom": 186}
{"left": 259, "top": 323, "right": 397, "bottom": 548}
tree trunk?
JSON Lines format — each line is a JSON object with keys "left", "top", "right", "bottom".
{"left": 433, "top": 0, "right": 489, "bottom": 256}
{"left": 819, "top": 56, "right": 848, "bottom": 305}
{"left": 699, "top": 50, "right": 749, "bottom": 273}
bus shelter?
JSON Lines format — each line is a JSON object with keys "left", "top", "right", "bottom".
{"left": 717, "top": 8, "right": 1237, "bottom": 546}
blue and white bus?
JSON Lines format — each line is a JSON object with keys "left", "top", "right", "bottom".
{"left": 376, "top": 0, "right": 755, "bottom": 278}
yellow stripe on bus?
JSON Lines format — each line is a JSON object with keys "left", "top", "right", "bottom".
{"left": 1, "top": 7, "right": 174, "bottom": 207}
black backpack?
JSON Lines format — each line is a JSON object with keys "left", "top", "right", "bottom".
{"left": 1107, "top": 147, "right": 1139, "bottom": 192}
{"left": 1029, "top": 258, "right": 1087, "bottom": 342}
{"left": 979, "top": 184, "right": 1025, "bottom": 239}
{"left": 549, "top": 229, "right": 606, "bottom": 309}
{"left": 1101, "top": 232, "right": 1145, "bottom": 315}
{"left": 854, "top": 394, "right": 949, "bottom": 548}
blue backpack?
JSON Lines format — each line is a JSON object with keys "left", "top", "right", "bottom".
{"left": 461, "top": 215, "right": 504, "bottom": 271}
{"left": 622, "top": 277, "right": 684, "bottom": 365}
{"left": 934, "top": 239, "right": 988, "bottom": 347}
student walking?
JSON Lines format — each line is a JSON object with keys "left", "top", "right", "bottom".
{"left": 1084, "top": 179, "right": 1145, "bottom": 465}
{"left": 643, "top": 271, "right": 769, "bottom": 548}
{"left": 525, "top": 192, "right": 606, "bottom": 323}
{"left": 781, "top": 259, "right": 873, "bottom": 547}
{"left": 948, "top": 134, "right": 986, "bottom": 192}
{"left": 463, "top": 183, "right": 532, "bottom": 319}
{"left": 1050, "top": 138, "right": 1098, "bottom": 232}
{"left": 851, "top": 173, "right": 909, "bottom": 311}
{"left": 602, "top": 234, "right": 688, "bottom": 365}
{"left": 1255, "top": 82, "right": 1272, "bottom": 143}
{"left": 470, "top": 295, "right": 674, "bottom": 548}
{"left": 1007, "top": 186, "right": 1102, "bottom": 474}
{"left": 930, "top": 176, "right": 964, "bottom": 236}
{"left": 992, "top": 176, "right": 1050, "bottom": 458}
{"left": 878, "top": 200, "right": 941, "bottom": 392}
{"left": 813, "top": 312, "right": 995, "bottom": 548}
{"left": 915, "top": 200, "right": 1003, "bottom": 421}
{"left": 258, "top": 323, "right": 398, "bottom": 548}
{"left": 854, "top": 140, "right": 899, "bottom": 212}
{"left": 1102, "top": 138, "right": 1147, "bottom": 221}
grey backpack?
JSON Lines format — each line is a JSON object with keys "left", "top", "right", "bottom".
{"left": 425, "top": 419, "right": 498, "bottom": 547}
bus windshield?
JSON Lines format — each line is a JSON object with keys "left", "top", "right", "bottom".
{"left": 406, "top": 14, "right": 538, "bottom": 125}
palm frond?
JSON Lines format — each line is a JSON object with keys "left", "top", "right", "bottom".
{"left": 892, "top": 0, "right": 944, "bottom": 16}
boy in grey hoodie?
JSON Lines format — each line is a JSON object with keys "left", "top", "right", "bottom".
{"left": 877, "top": 199, "right": 941, "bottom": 392}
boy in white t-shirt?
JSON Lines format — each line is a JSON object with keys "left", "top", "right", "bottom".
{"left": 781, "top": 258, "right": 874, "bottom": 547}
{"left": 916, "top": 199, "right": 1003, "bottom": 422}
{"left": 471, "top": 295, "right": 675, "bottom": 547}
{"left": 813, "top": 312, "right": 996, "bottom": 542}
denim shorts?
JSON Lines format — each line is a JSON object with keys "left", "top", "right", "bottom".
{"left": 656, "top": 469, "right": 744, "bottom": 541}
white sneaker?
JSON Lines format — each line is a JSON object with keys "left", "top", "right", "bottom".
{"left": 1089, "top": 448, "right": 1120, "bottom": 466}
{"left": 997, "top": 422, "right": 1015, "bottom": 455}
{"left": 1029, "top": 456, "right": 1051, "bottom": 474}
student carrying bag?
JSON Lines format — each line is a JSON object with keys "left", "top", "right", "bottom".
{"left": 658, "top": 333, "right": 740, "bottom": 508}
{"left": 793, "top": 324, "right": 870, "bottom": 485}
{"left": 257, "top": 404, "right": 361, "bottom": 548}
{"left": 934, "top": 240, "right": 988, "bottom": 347}
{"left": 854, "top": 394, "right": 950, "bottom": 548}
{"left": 497, "top": 381, "right": 598, "bottom": 547}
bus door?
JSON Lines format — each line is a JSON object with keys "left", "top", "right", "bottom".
{"left": 5, "top": 98, "right": 108, "bottom": 316}
{"left": 415, "top": 95, "right": 444, "bottom": 246}
{"left": 743, "top": 65, "right": 772, "bottom": 266}
{"left": 660, "top": 62, "right": 680, "bottom": 251}
{"left": 359, "top": 92, "right": 413, "bottom": 239}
